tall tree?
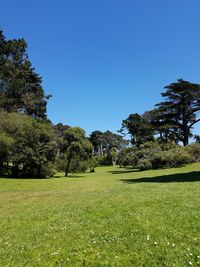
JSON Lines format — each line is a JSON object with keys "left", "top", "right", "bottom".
{"left": 90, "top": 130, "right": 128, "bottom": 165}
{"left": 156, "top": 79, "right": 200, "bottom": 146}
{"left": 120, "top": 113, "right": 154, "bottom": 147}
{"left": 0, "top": 30, "right": 50, "bottom": 119}
{"left": 89, "top": 130, "right": 104, "bottom": 156}
{"left": 64, "top": 127, "right": 93, "bottom": 177}
{"left": 144, "top": 109, "right": 179, "bottom": 143}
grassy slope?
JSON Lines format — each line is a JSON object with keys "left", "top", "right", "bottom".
{"left": 0, "top": 164, "right": 200, "bottom": 267}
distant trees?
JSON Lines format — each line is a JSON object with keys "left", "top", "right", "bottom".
{"left": 89, "top": 130, "right": 128, "bottom": 165}
{"left": 0, "top": 30, "right": 50, "bottom": 119}
{"left": 121, "top": 79, "right": 200, "bottom": 146}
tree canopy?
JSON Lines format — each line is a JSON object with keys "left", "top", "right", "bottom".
{"left": 0, "top": 30, "right": 50, "bottom": 119}
{"left": 156, "top": 79, "right": 200, "bottom": 146}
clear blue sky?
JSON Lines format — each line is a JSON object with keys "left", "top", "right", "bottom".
{"left": 1, "top": 0, "right": 200, "bottom": 136}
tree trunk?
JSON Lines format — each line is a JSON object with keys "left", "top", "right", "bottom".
{"left": 12, "top": 163, "right": 19, "bottom": 177}
{"left": 65, "top": 155, "right": 72, "bottom": 177}
{"left": 112, "top": 157, "right": 117, "bottom": 166}
{"left": 183, "top": 134, "right": 189, "bottom": 146}
{"left": 182, "top": 123, "right": 189, "bottom": 146}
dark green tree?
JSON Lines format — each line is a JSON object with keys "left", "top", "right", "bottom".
{"left": 0, "top": 112, "right": 56, "bottom": 177}
{"left": 156, "top": 79, "right": 200, "bottom": 146}
{"left": 64, "top": 127, "right": 93, "bottom": 177}
{"left": 143, "top": 109, "right": 179, "bottom": 144}
{"left": 120, "top": 113, "right": 154, "bottom": 147}
{"left": 0, "top": 30, "right": 50, "bottom": 119}
{"left": 194, "top": 135, "right": 200, "bottom": 144}
{"left": 89, "top": 131, "right": 104, "bottom": 156}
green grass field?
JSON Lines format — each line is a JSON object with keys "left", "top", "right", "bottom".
{"left": 0, "top": 164, "right": 200, "bottom": 266}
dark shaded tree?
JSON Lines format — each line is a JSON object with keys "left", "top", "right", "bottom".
{"left": 144, "top": 109, "right": 179, "bottom": 144}
{"left": 0, "top": 30, "right": 50, "bottom": 119}
{"left": 156, "top": 79, "right": 200, "bottom": 146}
{"left": 120, "top": 113, "right": 154, "bottom": 147}
{"left": 194, "top": 135, "right": 200, "bottom": 144}
{"left": 89, "top": 130, "right": 104, "bottom": 156}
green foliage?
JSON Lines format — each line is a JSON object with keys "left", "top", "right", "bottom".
{"left": 120, "top": 113, "right": 154, "bottom": 146}
{"left": 194, "top": 135, "right": 200, "bottom": 143}
{"left": 89, "top": 130, "right": 128, "bottom": 166}
{"left": 0, "top": 112, "right": 56, "bottom": 177}
{"left": 0, "top": 30, "right": 50, "bottom": 119}
{"left": 185, "top": 143, "right": 200, "bottom": 162}
{"left": 63, "top": 127, "right": 93, "bottom": 176}
{"left": 118, "top": 147, "right": 138, "bottom": 167}
{"left": 0, "top": 132, "right": 14, "bottom": 167}
{"left": 156, "top": 79, "right": 200, "bottom": 146}
{"left": 137, "top": 158, "right": 152, "bottom": 170}
{"left": 118, "top": 141, "right": 194, "bottom": 171}
{"left": 86, "top": 157, "right": 98, "bottom": 172}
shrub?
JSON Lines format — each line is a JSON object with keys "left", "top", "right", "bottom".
{"left": 118, "top": 141, "right": 195, "bottom": 171}
{"left": 0, "top": 112, "right": 56, "bottom": 178}
{"left": 137, "top": 158, "right": 152, "bottom": 171}
{"left": 118, "top": 147, "right": 138, "bottom": 167}
{"left": 185, "top": 144, "right": 200, "bottom": 162}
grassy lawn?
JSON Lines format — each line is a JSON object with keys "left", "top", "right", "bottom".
{"left": 0, "top": 164, "right": 200, "bottom": 266}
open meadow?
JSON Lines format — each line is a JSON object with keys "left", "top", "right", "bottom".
{"left": 0, "top": 164, "right": 200, "bottom": 266}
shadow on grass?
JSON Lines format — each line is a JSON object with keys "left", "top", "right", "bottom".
{"left": 0, "top": 174, "right": 86, "bottom": 179}
{"left": 66, "top": 175, "right": 86, "bottom": 178}
{"left": 120, "top": 171, "right": 200, "bottom": 184}
{"left": 108, "top": 167, "right": 138, "bottom": 175}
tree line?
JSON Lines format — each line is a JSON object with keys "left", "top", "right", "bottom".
{"left": 0, "top": 29, "right": 200, "bottom": 177}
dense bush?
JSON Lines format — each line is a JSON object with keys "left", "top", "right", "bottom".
{"left": 0, "top": 112, "right": 57, "bottom": 177}
{"left": 118, "top": 147, "right": 138, "bottom": 167}
{"left": 185, "top": 143, "right": 200, "bottom": 162}
{"left": 56, "top": 156, "right": 96, "bottom": 174}
{"left": 137, "top": 158, "right": 152, "bottom": 170}
{"left": 118, "top": 141, "right": 195, "bottom": 171}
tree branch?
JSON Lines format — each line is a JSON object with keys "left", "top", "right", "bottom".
{"left": 188, "top": 118, "right": 200, "bottom": 129}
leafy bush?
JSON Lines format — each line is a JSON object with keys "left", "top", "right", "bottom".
{"left": 137, "top": 158, "right": 152, "bottom": 170}
{"left": 118, "top": 141, "right": 195, "bottom": 171}
{"left": 118, "top": 147, "right": 138, "bottom": 167}
{"left": 0, "top": 112, "right": 56, "bottom": 178}
{"left": 185, "top": 144, "right": 200, "bottom": 162}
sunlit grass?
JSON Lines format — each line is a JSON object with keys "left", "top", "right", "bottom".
{"left": 0, "top": 164, "right": 200, "bottom": 266}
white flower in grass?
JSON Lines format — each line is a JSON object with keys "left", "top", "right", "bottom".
{"left": 172, "top": 243, "right": 175, "bottom": 247}
{"left": 189, "top": 262, "right": 192, "bottom": 265}
{"left": 51, "top": 252, "right": 59, "bottom": 256}
{"left": 197, "top": 256, "right": 200, "bottom": 259}
{"left": 189, "top": 253, "right": 193, "bottom": 256}
{"left": 147, "top": 235, "right": 150, "bottom": 240}
{"left": 154, "top": 242, "right": 158, "bottom": 246}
